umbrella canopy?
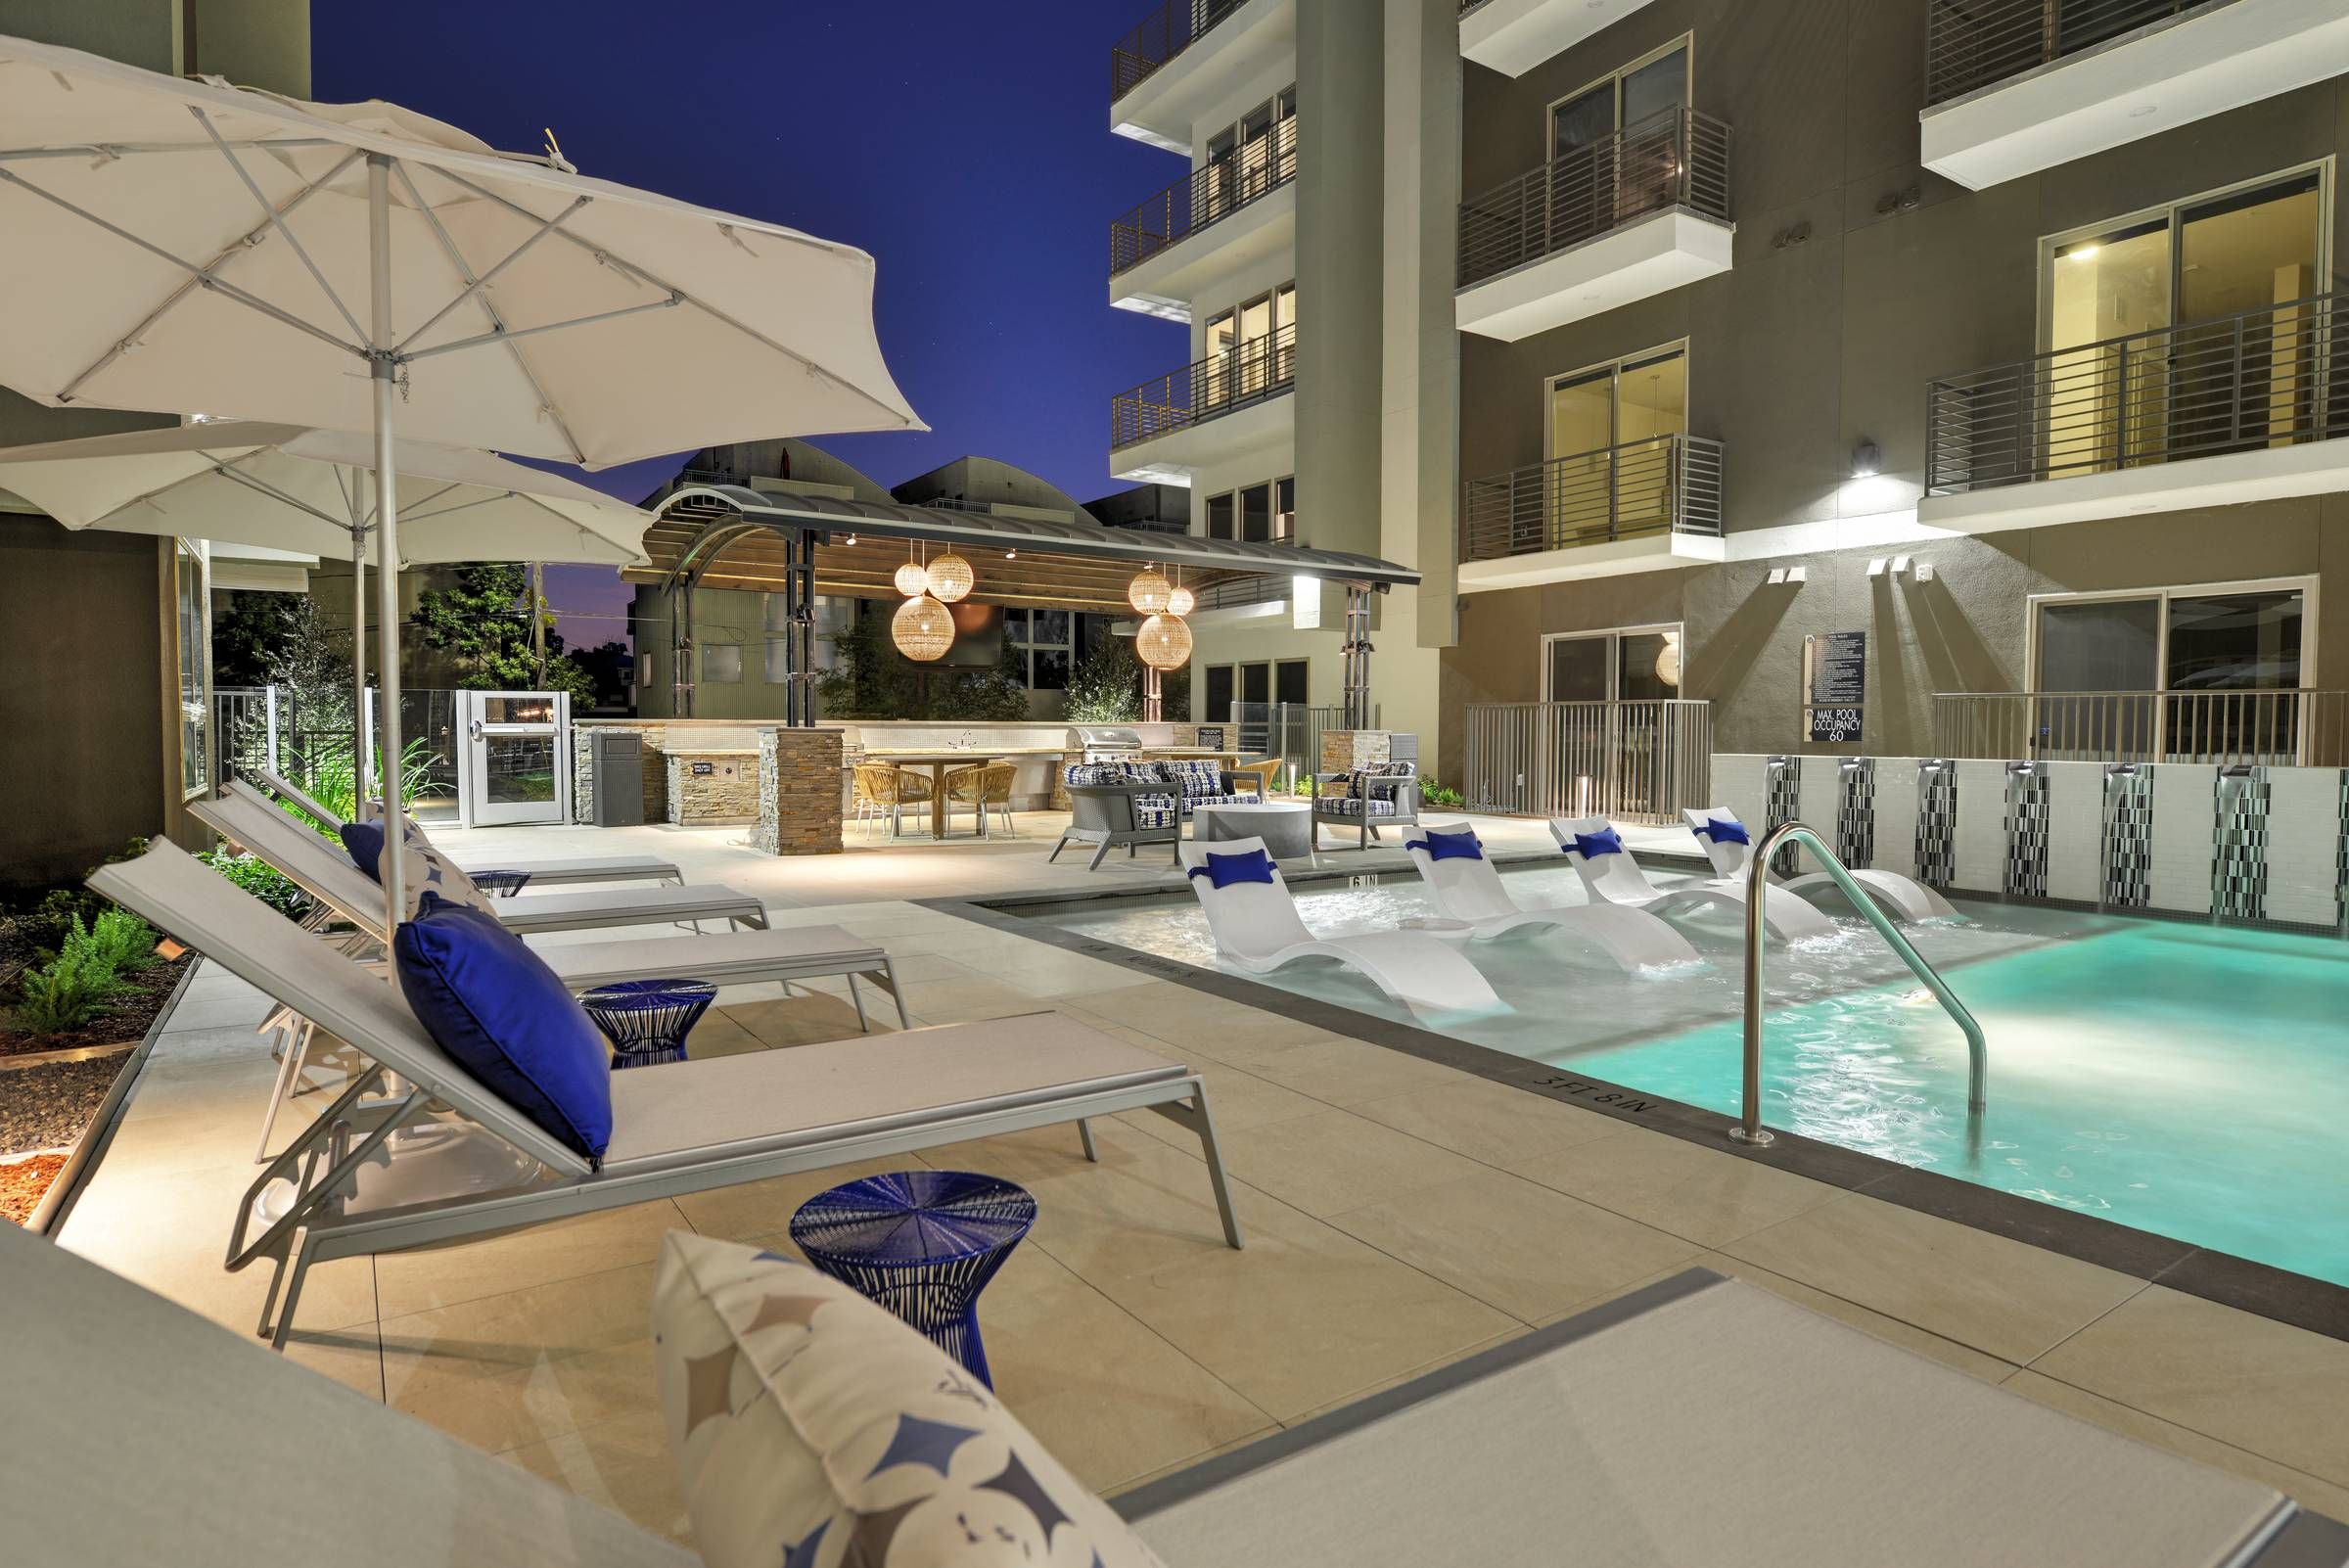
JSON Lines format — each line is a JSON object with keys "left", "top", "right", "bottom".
{"left": 0, "top": 34, "right": 925, "bottom": 934}
{"left": 0, "top": 421, "right": 650, "bottom": 565}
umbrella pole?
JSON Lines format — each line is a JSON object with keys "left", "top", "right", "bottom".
{"left": 367, "top": 153, "right": 405, "bottom": 941}
{"left": 351, "top": 527, "right": 370, "bottom": 803}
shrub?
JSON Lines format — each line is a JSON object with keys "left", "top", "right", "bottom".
{"left": 77, "top": 908, "right": 159, "bottom": 975}
{"left": 200, "top": 849, "right": 312, "bottom": 920}
{"left": 1419, "top": 775, "right": 1465, "bottom": 808}
{"left": 12, "top": 917, "right": 132, "bottom": 1035}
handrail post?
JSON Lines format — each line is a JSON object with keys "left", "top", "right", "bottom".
{"left": 1736, "top": 820, "right": 1989, "bottom": 1149}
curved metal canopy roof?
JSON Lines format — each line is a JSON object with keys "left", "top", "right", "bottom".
{"left": 652, "top": 483, "right": 1420, "bottom": 587}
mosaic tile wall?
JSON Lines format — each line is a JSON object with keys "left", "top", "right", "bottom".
{"left": 1765, "top": 757, "right": 1801, "bottom": 878}
{"left": 1711, "top": 757, "right": 2349, "bottom": 933}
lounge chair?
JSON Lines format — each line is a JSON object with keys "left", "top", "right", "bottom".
{"left": 1178, "top": 836, "right": 1507, "bottom": 1019}
{"left": 1683, "top": 806, "right": 1960, "bottom": 922}
{"left": 253, "top": 768, "right": 684, "bottom": 888}
{"left": 1050, "top": 775, "right": 1180, "bottom": 870}
{"left": 1549, "top": 814, "right": 1835, "bottom": 942}
{"left": 204, "top": 785, "right": 768, "bottom": 936}
{"left": 1312, "top": 760, "right": 1421, "bottom": 851}
{"left": 1404, "top": 820, "right": 1702, "bottom": 971}
{"left": 89, "top": 840, "right": 1244, "bottom": 1350}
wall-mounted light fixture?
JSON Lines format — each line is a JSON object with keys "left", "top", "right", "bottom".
{"left": 1851, "top": 439, "right": 1881, "bottom": 479}
{"left": 1765, "top": 566, "right": 1807, "bottom": 586}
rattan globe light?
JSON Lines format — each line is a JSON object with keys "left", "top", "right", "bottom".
{"left": 892, "top": 593, "right": 955, "bottom": 662}
{"left": 1135, "top": 613, "right": 1193, "bottom": 670}
{"left": 1127, "top": 567, "right": 1173, "bottom": 615}
{"left": 1166, "top": 581, "right": 1196, "bottom": 617}
{"left": 925, "top": 551, "right": 974, "bottom": 603}
{"left": 893, "top": 557, "right": 930, "bottom": 598}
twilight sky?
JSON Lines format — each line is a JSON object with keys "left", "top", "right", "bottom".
{"left": 310, "top": 0, "right": 1181, "bottom": 649}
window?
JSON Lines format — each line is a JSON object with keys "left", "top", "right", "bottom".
{"left": 701, "top": 644, "right": 742, "bottom": 683}
{"left": 1548, "top": 37, "right": 1691, "bottom": 241}
{"left": 1203, "top": 475, "right": 1295, "bottom": 544}
{"left": 2031, "top": 581, "right": 2312, "bottom": 761}
{"left": 1206, "top": 492, "right": 1235, "bottom": 540}
{"left": 1202, "top": 282, "right": 1296, "bottom": 411}
{"left": 1202, "top": 86, "right": 1296, "bottom": 224}
{"left": 763, "top": 595, "right": 852, "bottom": 681}
{"left": 1542, "top": 624, "right": 1683, "bottom": 703}
{"left": 1004, "top": 607, "right": 1074, "bottom": 691}
{"left": 174, "top": 541, "right": 208, "bottom": 797}
{"left": 1241, "top": 482, "right": 1271, "bottom": 542}
{"left": 1545, "top": 345, "right": 1688, "bottom": 538}
{"left": 1274, "top": 477, "right": 1296, "bottom": 541}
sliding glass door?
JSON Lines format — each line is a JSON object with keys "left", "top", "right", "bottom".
{"left": 1544, "top": 345, "right": 1686, "bottom": 541}
{"left": 2033, "top": 583, "right": 2309, "bottom": 761}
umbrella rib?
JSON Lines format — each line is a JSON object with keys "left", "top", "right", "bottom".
{"left": 0, "top": 165, "right": 368, "bottom": 374}
{"left": 209, "top": 461, "right": 359, "bottom": 532}
{"left": 0, "top": 138, "right": 347, "bottom": 161}
{"left": 392, "top": 161, "right": 586, "bottom": 465}
{"left": 51, "top": 148, "right": 365, "bottom": 403}
{"left": 393, "top": 192, "right": 592, "bottom": 354}
{"left": 384, "top": 483, "right": 480, "bottom": 526}
{"left": 506, "top": 488, "right": 643, "bottom": 555}
{"left": 398, "top": 294, "right": 682, "bottom": 361}
{"left": 420, "top": 163, "right": 916, "bottom": 428}
{"left": 190, "top": 106, "right": 371, "bottom": 350}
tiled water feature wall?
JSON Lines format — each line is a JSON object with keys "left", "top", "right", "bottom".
{"left": 1713, "top": 755, "right": 2349, "bottom": 934}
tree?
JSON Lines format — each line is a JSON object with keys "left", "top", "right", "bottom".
{"left": 1065, "top": 636, "right": 1141, "bottom": 722}
{"left": 211, "top": 590, "right": 305, "bottom": 688}
{"left": 815, "top": 601, "right": 915, "bottom": 718}
{"left": 569, "top": 641, "right": 634, "bottom": 711}
{"left": 409, "top": 563, "right": 594, "bottom": 702}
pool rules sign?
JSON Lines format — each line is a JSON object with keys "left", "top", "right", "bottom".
{"left": 1805, "top": 631, "right": 1865, "bottom": 744}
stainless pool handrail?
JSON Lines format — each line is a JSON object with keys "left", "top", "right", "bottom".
{"left": 1732, "top": 820, "right": 1988, "bottom": 1147}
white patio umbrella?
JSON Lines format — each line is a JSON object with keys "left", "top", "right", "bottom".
{"left": 0, "top": 35, "right": 924, "bottom": 936}
{"left": 0, "top": 419, "right": 655, "bottom": 793}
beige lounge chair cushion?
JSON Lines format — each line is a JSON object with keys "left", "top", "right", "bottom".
{"left": 653, "top": 1231, "right": 1166, "bottom": 1568}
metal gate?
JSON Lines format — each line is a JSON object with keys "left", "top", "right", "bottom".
{"left": 454, "top": 691, "right": 571, "bottom": 827}
{"left": 1462, "top": 700, "right": 1711, "bottom": 823}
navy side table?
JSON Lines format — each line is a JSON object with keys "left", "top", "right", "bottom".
{"left": 789, "top": 1171, "right": 1036, "bottom": 1388}
{"left": 470, "top": 869, "right": 532, "bottom": 898}
{"left": 578, "top": 978, "right": 716, "bottom": 1069}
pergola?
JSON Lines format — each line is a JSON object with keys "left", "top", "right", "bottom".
{"left": 626, "top": 483, "right": 1421, "bottom": 725}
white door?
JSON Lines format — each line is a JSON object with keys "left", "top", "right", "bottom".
{"left": 459, "top": 691, "right": 570, "bottom": 827}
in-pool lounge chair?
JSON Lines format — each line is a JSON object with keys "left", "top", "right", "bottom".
{"left": 1683, "top": 806, "right": 1960, "bottom": 923}
{"left": 1179, "top": 837, "right": 1507, "bottom": 1019}
{"left": 204, "top": 785, "right": 769, "bottom": 937}
{"left": 1550, "top": 814, "right": 1835, "bottom": 942}
{"left": 253, "top": 768, "right": 685, "bottom": 889}
{"left": 90, "top": 840, "right": 1244, "bottom": 1349}
{"left": 1404, "top": 821, "right": 1702, "bottom": 971}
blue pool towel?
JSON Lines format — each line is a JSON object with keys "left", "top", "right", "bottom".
{"left": 1570, "top": 828, "right": 1624, "bottom": 859}
{"left": 1407, "top": 826, "right": 1483, "bottom": 861}
{"left": 392, "top": 890, "right": 613, "bottom": 1163}
{"left": 338, "top": 821, "right": 385, "bottom": 881}
{"left": 1189, "top": 848, "right": 1277, "bottom": 889}
{"left": 1700, "top": 817, "right": 1750, "bottom": 847}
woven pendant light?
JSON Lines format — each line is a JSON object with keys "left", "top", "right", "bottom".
{"left": 1166, "top": 582, "right": 1196, "bottom": 617}
{"left": 893, "top": 560, "right": 930, "bottom": 598}
{"left": 926, "top": 551, "right": 974, "bottom": 603}
{"left": 1127, "top": 567, "right": 1173, "bottom": 615}
{"left": 1135, "top": 613, "right": 1193, "bottom": 670}
{"left": 892, "top": 594, "right": 954, "bottom": 662}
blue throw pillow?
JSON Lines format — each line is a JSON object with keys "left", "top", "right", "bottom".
{"left": 1189, "top": 848, "right": 1277, "bottom": 890}
{"left": 392, "top": 891, "right": 614, "bottom": 1164}
{"left": 1702, "top": 816, "right": 1751, "bottom": 847}
{"left": 1571, "top": 828, "right": 1624, "bottom": 859}
{"left": 1410, "top": 827, "right": 1483, "bottom": 861}
{"left": 339, "top": 821, "right": 386, "bottom": 882}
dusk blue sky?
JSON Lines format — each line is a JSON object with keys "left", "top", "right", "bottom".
{"left": 311, "top": 0, "right": 1181, "bottom": 648}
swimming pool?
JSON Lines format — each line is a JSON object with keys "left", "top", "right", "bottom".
{"left": 1031, "top": 860, "right": 2349, "bottom": 1288}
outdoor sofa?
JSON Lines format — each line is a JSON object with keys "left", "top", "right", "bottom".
{"left": 1051, "top": 758, "right": 1264, "bottom": 871}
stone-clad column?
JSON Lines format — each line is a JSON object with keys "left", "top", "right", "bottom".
{"left": 756, "top": 726, "right": 845, "bottom": 855}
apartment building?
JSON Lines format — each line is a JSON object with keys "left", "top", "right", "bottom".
{"left": 1103, "top": 0, "right": 1461, "bottom": 742}
{"left": 1444, "top": 0, "right": 2349, "bottom": 793}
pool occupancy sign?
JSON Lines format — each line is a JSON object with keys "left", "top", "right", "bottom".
{"left": 1806, "top": 630, "right": 1865, "bottom": 743}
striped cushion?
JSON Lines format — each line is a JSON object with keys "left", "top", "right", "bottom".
{"left": 1318, "top": 797, "right": 1400, "bottom": 817}
{"left": 1133, "top": 796, "right": 1178, "bottom": 829}
{"left": 1163, "top": 760, "right": 1225, "bottom": 801}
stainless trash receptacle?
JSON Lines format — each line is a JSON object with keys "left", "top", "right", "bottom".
{"left": 590, "top": 732, "right": 644, "bottom": 827}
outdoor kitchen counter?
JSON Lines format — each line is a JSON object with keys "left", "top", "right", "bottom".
{"left": 667, "top": 749, "right": 760, "bottom": 827}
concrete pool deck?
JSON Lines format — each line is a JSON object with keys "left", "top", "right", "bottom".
{"left": 52, "top": 808, "right": 2349, "bottom": 1545}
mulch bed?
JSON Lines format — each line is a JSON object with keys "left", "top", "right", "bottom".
{"left": 0, "top": 954, "right": 187, "bottom": 1058}
{"left": 0, "top": 1153, "right": 70, "bottom": 1228}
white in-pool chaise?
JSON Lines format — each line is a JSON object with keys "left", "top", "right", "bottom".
{"left": 1549, "top": 814, "right": 1835, "bottom": 942}
{"left": 89, "top": 840, "right": 1244, "bottom": 1350}
{"left": 1179, "top": 837, "right": 1506, "bottom": 1019}
{"left": 253, "top": 768, "right": 685, "bottom": 889}
{"left": 1682, "top": 806, "right": 1960, "bottom": 923}
{"left": 1403, "top": 820, "right": 1702, "bottom": 971}
{"left": 204, "top": 784, "right": 768, "bottom": 936}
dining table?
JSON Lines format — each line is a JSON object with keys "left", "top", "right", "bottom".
{"left": 870, "top": 754, "right": 1002, "bottom": 840}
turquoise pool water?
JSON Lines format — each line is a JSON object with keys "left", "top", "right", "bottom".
{"left": 1035, "top": 864, "right": 2349, "bottom": 1287}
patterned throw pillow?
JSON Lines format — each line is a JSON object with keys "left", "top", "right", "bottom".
{"left": 375, "top": 816, "right": 498, "bottom": 919}
{"left": 653, "top": 1232, "right": 1170, "bottom": 1568}
{"left": 1165, "top": 760, "right": 1223, "bottom": 801}
{"left": 1063, "top": 763, "right": 1125, "bottom": 789}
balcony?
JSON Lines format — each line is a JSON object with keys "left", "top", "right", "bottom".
{"left": 1111, "top": 0, "right": 1297, "bottom": 155}
{"left": 1109, "top": 324, "right": 1297, "bottom": 484}
{"left": 1454, "top": 109, "right": 1732, "bottom": 343}
{"left": 1922, "top": 0, "right": 2349, "bottom": 190}
{"left": 1921, "top": 290, "right": 2349, "bottom": 532}
{"left": 1456, "top": 435, "right": 1726, "bottom": 590}
{"left": 1457, "top": 0, "right": 1669, "bottom": 79}
{"left": 1111, "top": 116, "right": 1298, "bottom": 321}
{"left": 1933, "top": 688, "right": 2349, "bottom": 766}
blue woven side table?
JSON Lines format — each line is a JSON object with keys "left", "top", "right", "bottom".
{"left": 471, "top": 869, "right": 532, "bottom": 898}
{"left": 578, "top": 978, "right": 716, "bottom": 1069}
{"left": 789, "top": 1171, "right": 1036, "bottom": 1388}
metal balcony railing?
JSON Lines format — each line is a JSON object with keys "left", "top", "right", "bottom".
{"left": 1926, "top": 291, "right": 2349, "bottom": 494}
{"left": 1458, "top": 109, "right": 1731, "bottom": 289}
{"left": 1462, "top": 700, "right": 1714, "bottom": 823}
{"left": 1112, "top": 115, "right": 1298, "bottom": 277}
{"left": 1461, "top": 435, "right": 1723, "bottom": 561}
{"left": 1932, "top": 688, "right": 2349, "bottom": 767}
{"left": 1926, "top": 0, "right": 2226, "bottom": 106}
{"left": 1111, "top": 0, "right": 1251, "bottom": 103}
{"left": 1457, "top": 0, "right": 1490, "bottom": 14}
{"left": 1110, "top": 323, "right": 1298, "bottom": 450}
